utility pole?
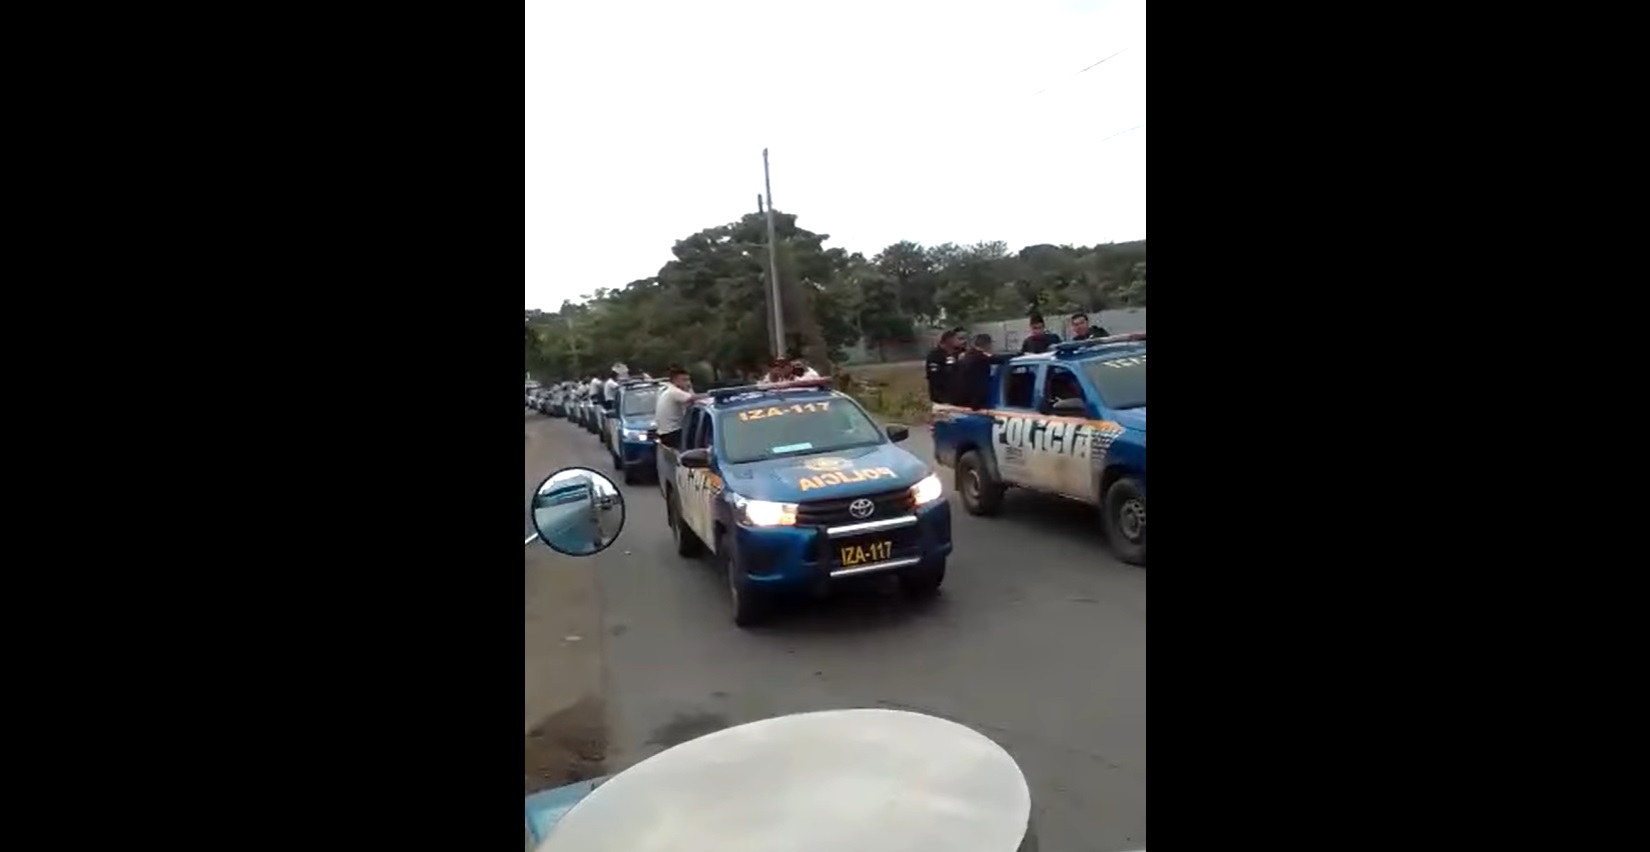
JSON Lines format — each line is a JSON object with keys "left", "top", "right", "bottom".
{"left": 564, "top": 314, "right": 581, "bottom": 377}
{"left": 762, "top": 148, "right": 784, "bottom": 359}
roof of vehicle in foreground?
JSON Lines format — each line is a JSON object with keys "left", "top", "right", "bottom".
{"left": 695, "top": 377, "right": 842, "bottom": 411}
{"left": 1010, "top": 332, "right": 1147, "bottom": 363}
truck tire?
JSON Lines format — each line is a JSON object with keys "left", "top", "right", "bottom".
{"left": 668, "top": 491, "right": 703, "bottom": 557}
{"left": 1103, "top": 477, "right": 1147, "bottom": 565}
{"left": 956, "top": 451, "right": 1005, "bottom": 516}
{"left": 720, "top": 529, "right": 771, "bottom": 627}
{"left": 611, "top": 445, "right": 623, "bottom": 471}
{"left": 898, "top": 558, "right": 946, "bottom": 599}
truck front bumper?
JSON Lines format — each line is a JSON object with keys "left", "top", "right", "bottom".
{"left": 732, "top": 499, "right": 953, "bottom": 590}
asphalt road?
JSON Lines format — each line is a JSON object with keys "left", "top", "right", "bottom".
{"left": 523, "top": 407, "right": 1146, "bottom": 851}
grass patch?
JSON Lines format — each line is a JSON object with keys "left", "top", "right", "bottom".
{"left": 834, "top": 361, "right": 932, "bottom": 423}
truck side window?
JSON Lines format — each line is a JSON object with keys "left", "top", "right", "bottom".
{"left": 1002, "top": 365, "right": 1037, "bottom": 409}
{"left": 1043, "top": 366, "right": 1088, "bottom": 411}
{"left": 683, "top": 409, "right": 702, "bottom": 449}
{"left": 696, "top": 414, "right": 714, "bottom": 451}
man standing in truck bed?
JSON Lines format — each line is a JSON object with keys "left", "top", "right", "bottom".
{"left": 925, "top": 329, "right": 960, "bottom": 403}
{"left": 951, "top": 333, "right": 995, "bottom": 410}
{"left": 1069, "top": 311, "right": 1110, "bottom": 341}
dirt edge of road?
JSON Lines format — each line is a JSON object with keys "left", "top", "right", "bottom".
{"left": 524, "top": 693, "right": 608, "bottom": 793}
{"left": 524, "top": 536, "right": 610, "bottom": 794}
{"left": 525, "top": 420, "right": 611, "bottom": 794}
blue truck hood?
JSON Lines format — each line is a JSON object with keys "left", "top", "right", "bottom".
{"left": 725, "top": 443, "right": 929, "bottom": 502}
{"left": 620, "top": 416, "right": 656, "bottom": 430}
{"left": 1111, "top": 407, "right": 1145, "bottom": 432}
{"left": 525, "top": 777, "right": 607, "bottom": 845}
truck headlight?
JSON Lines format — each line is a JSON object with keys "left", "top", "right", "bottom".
{"left": 910, "top": 473, "right": 944, "bottom": 506}
{"left": 737, "top": 497, "right": 797, "bottom": 527}
{"left": 623, "top": 429, "right": 648, "bottom": 441}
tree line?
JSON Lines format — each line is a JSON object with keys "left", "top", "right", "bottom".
{"left": 525, "top": 209, "right": 1145, "bottom": 383}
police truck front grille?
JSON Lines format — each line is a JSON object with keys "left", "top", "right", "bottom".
{"left": 795, "top": 488, "right": 915, "bottom": 526}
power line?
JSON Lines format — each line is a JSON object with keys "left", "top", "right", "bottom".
{"left": 1030, "top": 47, "right": 1131, "bottom": 97}
{"left": 1097, "top": 122, "right": 1145, "bottom": 143}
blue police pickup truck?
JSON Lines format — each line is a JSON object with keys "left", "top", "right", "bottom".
{"left": 931, "top": 334, "right": 1147, "bottom": 565}
{"left": 604, "top": 378, "right": 665, "bottom": 484}
{"left": 656, "top": 379, "right": 953, "bottom": 626}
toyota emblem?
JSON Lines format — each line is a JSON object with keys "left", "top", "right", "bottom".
{"left": 848, "top": 498, "right": 875, "bottom": 520}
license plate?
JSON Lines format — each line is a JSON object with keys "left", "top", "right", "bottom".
{"left": 838, "top": 539, "right": 895, "bottom": 566}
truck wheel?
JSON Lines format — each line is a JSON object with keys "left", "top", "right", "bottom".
{"left": 720, "top": 529, "right": 771, "bottom": 627}
{"left": 898, "top": 558, "right": 946, "bottom": 599}
{"left": 668, "top": 492, "right": 703, "bottom": 557}
{"left": 1103, "top": 477, "right": 1147, "bottom": 565}
{"left": 956, "top": 451, "right": 1004, "bottom": 516}
{"left": 611, "top": 446, "right": 623, "bottom": 471}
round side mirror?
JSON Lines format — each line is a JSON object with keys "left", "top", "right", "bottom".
{"left": 529, "top": 467, "right": 627, "bottom": 556}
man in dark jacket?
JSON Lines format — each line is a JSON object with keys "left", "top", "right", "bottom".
{"left": 924, "top": 330, "right": 960, "bottom": 402}
{"left": 1069, "top": 311, "right": 1110, "bottom": 341}
{"left": 951, "top": 333, "right": 995, "bottom": 409}
{"left": 1019, "top": 313, "right": 1063, "bottom": 354}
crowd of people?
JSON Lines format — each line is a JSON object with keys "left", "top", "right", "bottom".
{"left": 924, "top": 312, "right": 1110, "bottom": 408}
{"left": 550, "top": 312, "right": 1110, "bottom": 443}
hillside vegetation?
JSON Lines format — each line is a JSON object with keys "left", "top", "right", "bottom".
{"left": 526, "top": 209, "right": 1144, "bottom": 385}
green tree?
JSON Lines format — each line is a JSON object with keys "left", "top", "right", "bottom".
{"left": 522, "top": 206, "right": 1140, "bottom": 374}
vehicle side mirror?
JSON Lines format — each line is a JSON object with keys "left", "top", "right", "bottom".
{"left": 679, "top": 448, "right": 711, "bottom": 469}
{"left": 885, "top": 424, "right": 910, "bottom": 443}
{"left": 1051, "top": 398, "right": 1087, "bottom": 415}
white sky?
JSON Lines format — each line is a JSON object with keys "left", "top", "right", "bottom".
{"left": 525, "top": 0, "right": 1145, "bottom": 310}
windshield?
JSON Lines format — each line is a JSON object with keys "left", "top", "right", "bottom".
{"left": 720, "top": 397, "right": 885, "bottom": 463}
{"left": 1080, "top": 353, "right": 1146, "bottom": 409}
{"left": 621, "top": 387, "right": 661, "bottom": 417}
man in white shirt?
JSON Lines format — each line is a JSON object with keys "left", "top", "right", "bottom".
{"left": 588, "top": 376, "right": 603, "bottom": 405}
{"left": 653, "top": 368, "right": 712, "bottom": 482}
{"left": 654, "top": 366, "right": 703, "bottom": 450}
{"left": 757, "top": 357, "right": 790, "bottom": 387}
{"left": 602, "top": 363, "right": 628, "bottom": 409}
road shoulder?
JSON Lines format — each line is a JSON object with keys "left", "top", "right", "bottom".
{"left": 525, "top": 420, "right": 610, "bottom": 792}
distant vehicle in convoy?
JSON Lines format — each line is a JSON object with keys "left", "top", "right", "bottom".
{"left": 605, "top": 378, "right": 665, "bottom": 484}
{"left": 655, "top": 378, "right": 952, "bottom": 626}
{"left": 931, "top": 333, "right": 1146, "bottom": 564}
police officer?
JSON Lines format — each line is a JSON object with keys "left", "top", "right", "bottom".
{"left": 1019, "top": 313, "right": 1063, "bottom": 354}
{"left": 925, "top": 330, "right": 960, "bottom": 403}
{"left": 951, "top": 333, "right": 994, "bottom": 410}
{"left": 654, "top": 366, "right": 703, "bottom": 450}
{"left": 602, "top": 363, "right": 628, "bottom": 410}
{"left": 1069, "top": 311, "right": 1110, "bottom": 341}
